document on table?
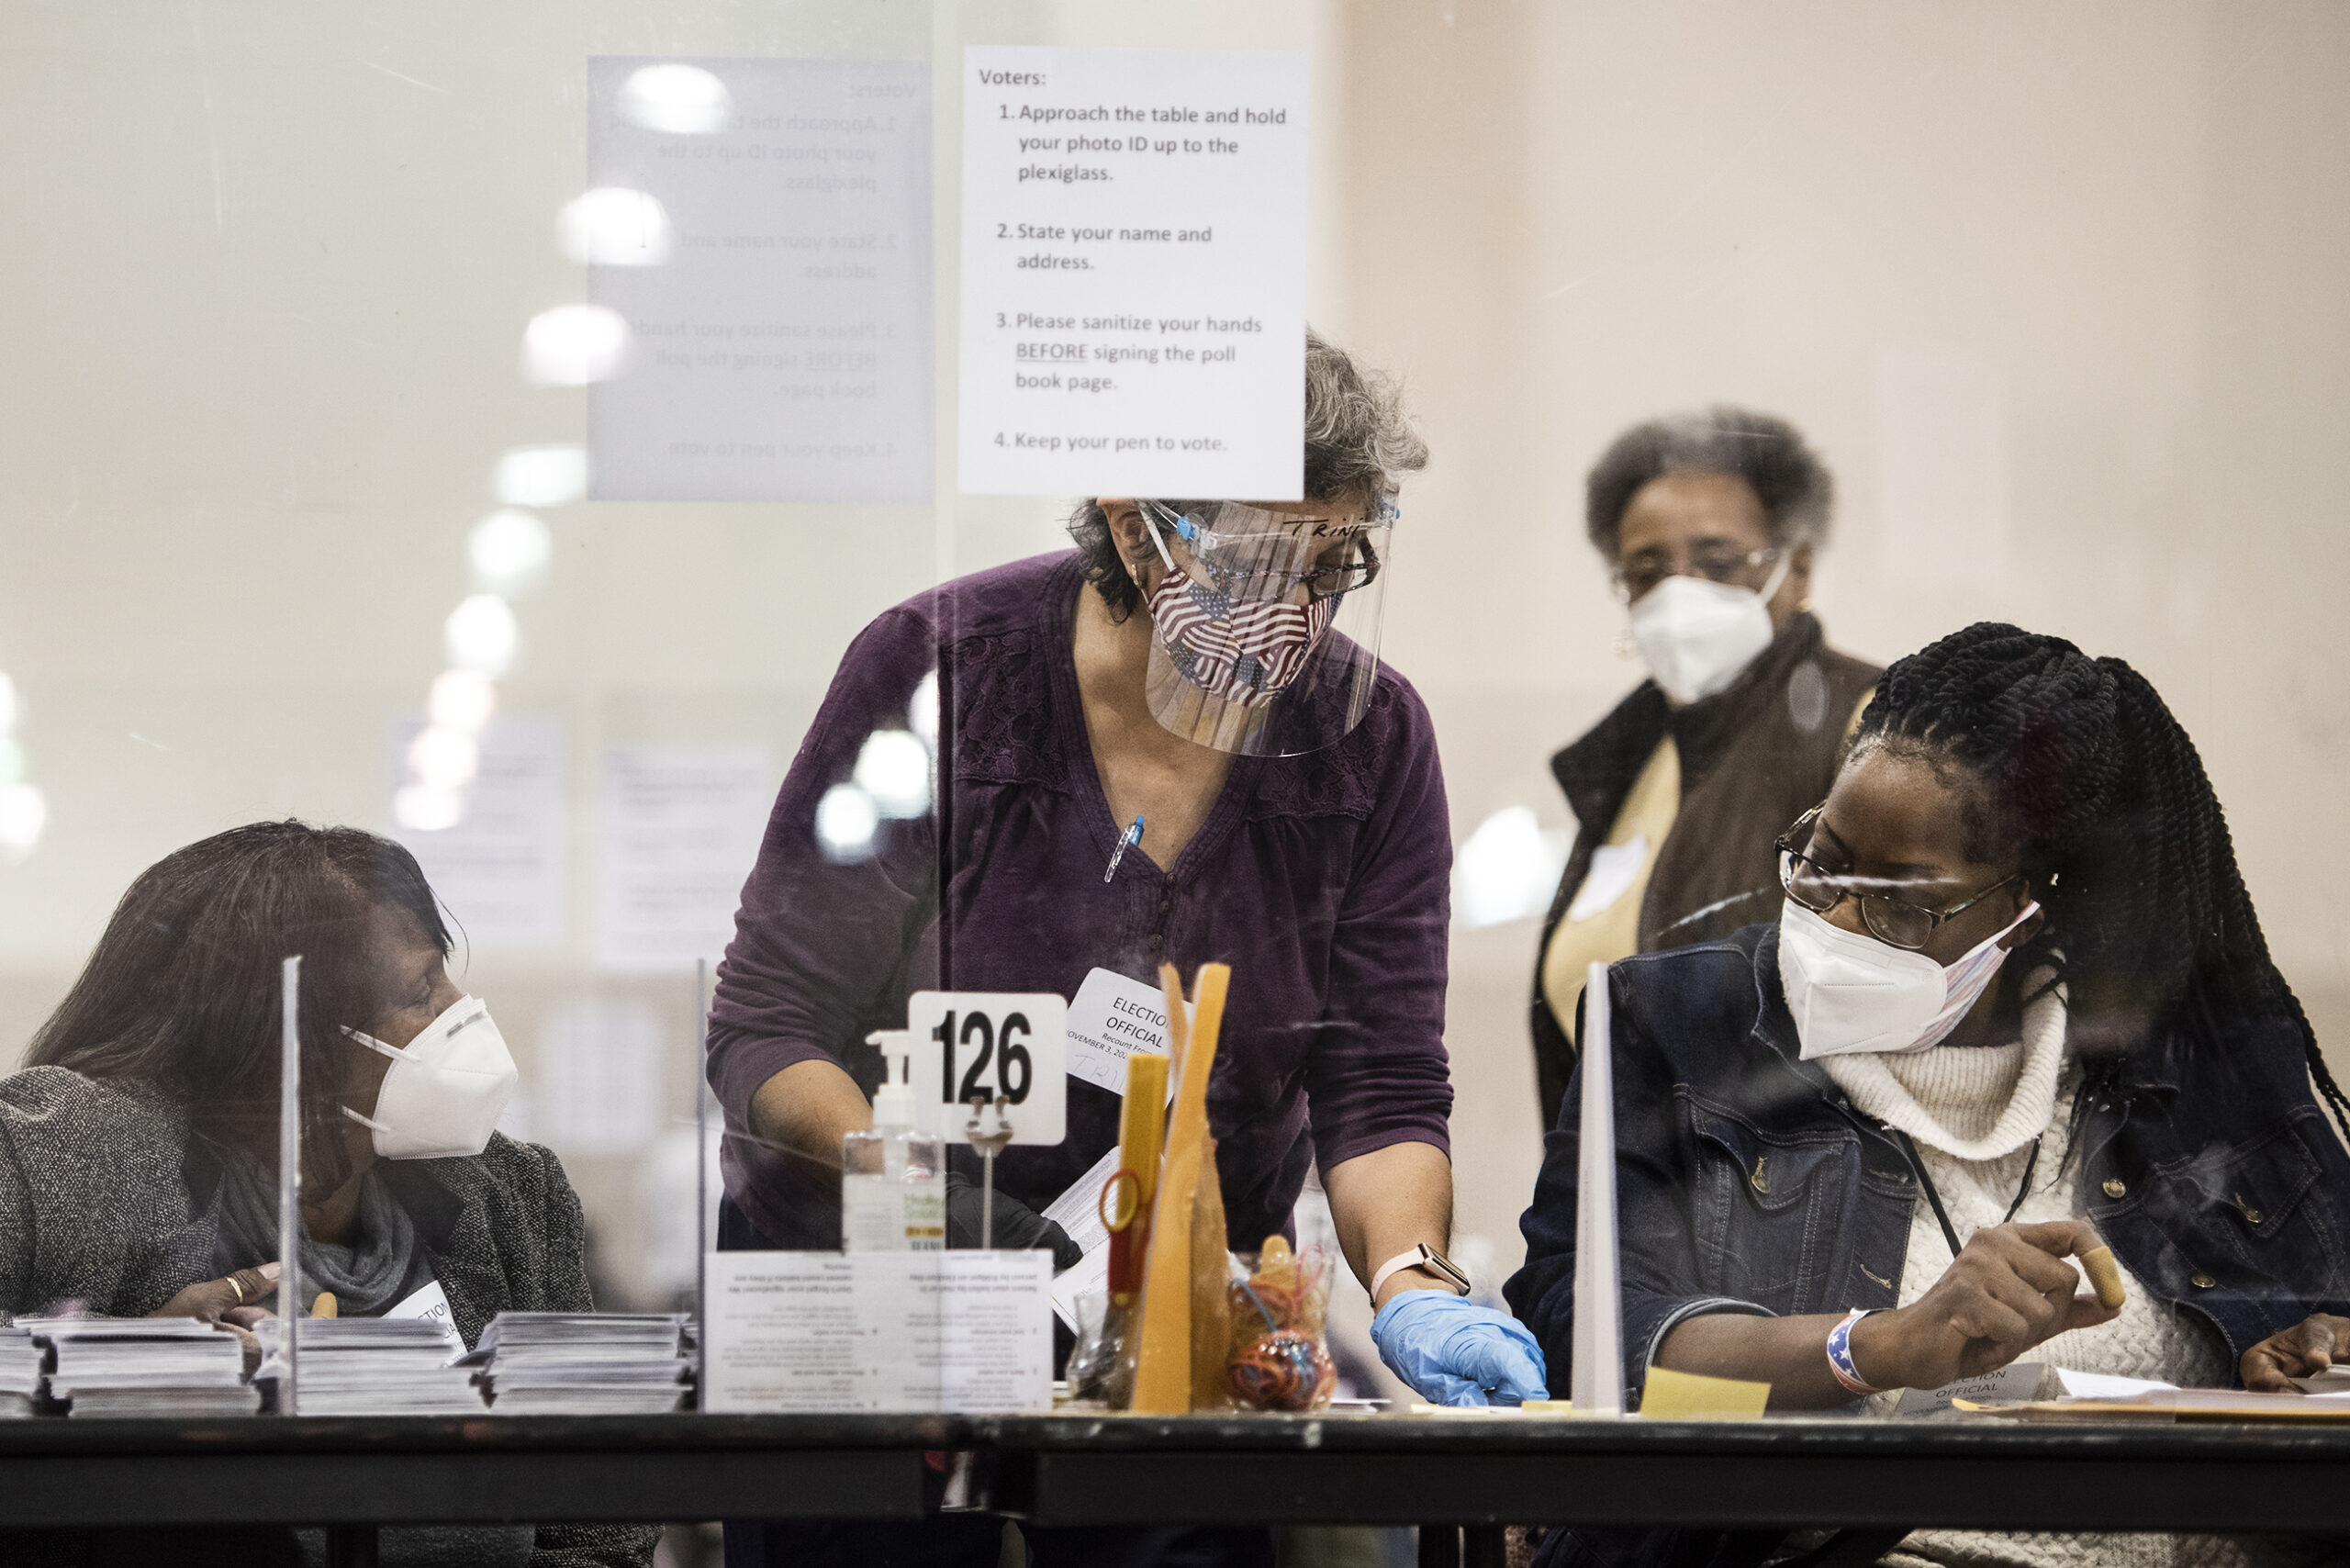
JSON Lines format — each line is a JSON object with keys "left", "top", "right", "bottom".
{"left": 587, "top": 57, "right": 934, "bottom": 502}
{"left": 702, "top": 1252, "right": 1053, "bottom": 1413}
{"left": 957, "top": 46, "right": 1308, "bottom": 498}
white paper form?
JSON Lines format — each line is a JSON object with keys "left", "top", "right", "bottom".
{"left": 390, "top": 716, "right": 565, "bottom": 946}
{"left": 587, "top": 58, "right": 933, "bottom": 503}
{"left": 534, "top": 1001, "right": 665, "bottom": 1155}
{"left": 702, "top": 1252, "right": 1053, "bottom": 1413}
{"left": 598, "top": 745, "right": 774, "bottom": 970}
{"left": 701, "top": 1253, "right": 872, "bottom": 1413}
{"left": 957, "top": 47, "right": 1308, "bottom": 498}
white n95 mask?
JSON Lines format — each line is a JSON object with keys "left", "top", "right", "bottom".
{"left": 1776, "top": 896, "right": 2040, "bottom": 1060}
{"left": 1628, "top": 556, "right": 1789, "bottom": 705}
{"left": 341, "top": 997, "right": 519, "bottom": 1159}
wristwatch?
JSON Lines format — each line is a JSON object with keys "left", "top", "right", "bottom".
{"left": 1369, "top": 1242, "right": 1472, "bottom": 1303}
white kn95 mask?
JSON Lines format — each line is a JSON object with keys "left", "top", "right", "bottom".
{"left": 1628, "top": 556, "right": 1790, "bottom": 705}
{"left": 1776, "top": 896, "right": 2041, "bottom": 1061}
{"left": 341, "top": 996, "right": 520, "bottom": 1159}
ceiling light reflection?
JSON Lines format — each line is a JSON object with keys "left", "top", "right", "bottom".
{"left": 468, "top": 510, "right": 553, "bottom": 595}
{"left": 407, "top": 725, "right": 481, "bottom": 791}
{"left": 393, "top": 784, "right": 464, "bottom": 834}
{"left": 560, "top": 186, "right": 674, "bottom": 266}
{"left": 522, "top": 304, "right": 630, "bottom": 386}
{"left": 428, "top": 669, "right": 498, "bottom": 734}
{"left": 444, "top": 594, "right": 520, "bottom": 677}
{"left": 854, "top": 731, "right": 931, "bottom": 819}
{"left": 1452, "top": 806, "right": 1572, "bottom": 929}
{"left": 492, "top": 446, "right": 588, "bottom": 508}
{"left": 815, "top": 783, "right": 878, "bottom": 863}
{"left": 908, "top": 671, "right": 938, "bottom": 750}
{"left": 0, "top": 673, "right": 17, "bottom": 734}
{"left": 0, "top": 784, "right": 46, "bottom": 852}
{"left": 618, "top": 64, "right": 733, "bottom": 135}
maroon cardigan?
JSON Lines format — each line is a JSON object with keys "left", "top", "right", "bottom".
{"left": 708, "top": 550, "right": 1455, "bottom": 1250}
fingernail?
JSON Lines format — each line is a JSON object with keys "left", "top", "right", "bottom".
{"left": 260, "top": 1262, "right": 281, "bottom": 1279}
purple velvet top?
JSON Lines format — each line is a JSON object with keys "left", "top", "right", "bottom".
{"left": 707, "top": 550, "right": 1454, "bottom": 1251}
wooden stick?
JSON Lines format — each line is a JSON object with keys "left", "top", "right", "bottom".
{"left": 1132, "top": 964, "right": 1229, "bottom": 1412}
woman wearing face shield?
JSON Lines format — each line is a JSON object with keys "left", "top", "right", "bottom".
{"left": 1508, "top": 626, "right": 2350, "bottom": 1568}
{"left": 0, "top": 822, "right": 654, "bottom": 1568}
{"left": 710, "top": 332, "right": 1542, "bottom": 1567}
{"left": 1530, "top": 409, "right": 1881, "bottom": 1134}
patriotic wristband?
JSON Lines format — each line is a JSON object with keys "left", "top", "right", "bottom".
{"left": 1825, "top": 1307, "right": 1887, "bottom": 1396}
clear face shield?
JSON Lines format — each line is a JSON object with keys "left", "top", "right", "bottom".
{"left": 1135, "top": 497, "right": 1393, "bottom": 757}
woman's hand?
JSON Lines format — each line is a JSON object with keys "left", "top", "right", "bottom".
{"left": 146, "top": 1261, "right": 280, "bottom": 1331}
{"left": 2241, "top": 1314, "right": 2350, "bottom": 1392}
{"left": 1851, "top": 1219, "right": 2121, "bottom": 1390}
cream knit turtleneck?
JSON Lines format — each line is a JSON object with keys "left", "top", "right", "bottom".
{"left": 1818, "top": 974, "right": 2310, "bottom": 1568}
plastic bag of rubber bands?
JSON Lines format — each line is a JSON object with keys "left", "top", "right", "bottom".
{"left": 1222, "top": 1236, "right": 1337, "bottom": 1412}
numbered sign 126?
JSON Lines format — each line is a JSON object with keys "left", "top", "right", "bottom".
{"left": 905, "top": 991, "right": 1067, "bottom": 1148}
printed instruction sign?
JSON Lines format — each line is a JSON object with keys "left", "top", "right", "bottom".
{"left": 588, "top": 57, "right": 934, "bottom": 502}
{"left": 702, "top": 1251, "right": 1052, "bottom": 1413}
{"left": 957, "top": 46, "right": 1308, "bottom": 498}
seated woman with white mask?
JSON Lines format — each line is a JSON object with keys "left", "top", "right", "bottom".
{"left": 1508, "top": 625, "right": 2350, "bottom": 1568}
{"left": 0, "top": 822, "right": 654, "bottom": 1568}
{"left": 1529, "top": 408, "right": 1881, "bottom": 1133}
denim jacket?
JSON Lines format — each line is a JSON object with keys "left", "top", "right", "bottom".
{"left": 1505, "top": 924, "right": 2350, "bottom": 1567}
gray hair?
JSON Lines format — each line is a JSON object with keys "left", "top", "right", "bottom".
{"left": 1069, "top": 329, "right": 1429, "bottom": 619}
{"left": 1583, "top": 405, "right": 1833, "bottom": 556}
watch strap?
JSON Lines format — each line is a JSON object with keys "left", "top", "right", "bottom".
{"left": 1370, "top": 1243, "right": 1472, "bottom": 1302}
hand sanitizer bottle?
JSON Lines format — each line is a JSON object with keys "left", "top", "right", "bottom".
{"left": 842, "top": 1031, "right": 946, "bottom": 1251}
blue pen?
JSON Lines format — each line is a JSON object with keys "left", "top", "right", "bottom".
{"left": 1103, "top": 814, "right": 1144, "bottom": 883}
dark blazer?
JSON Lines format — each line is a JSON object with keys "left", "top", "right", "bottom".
{"left": 1529, "top": 614, "right": 1880, "bottom": 1131}
{"left": 0, "top": 1067, "right": 655, "bottom": 1568}
{"left": 1506, "top": 924, "right": 2350, "bottom": 1568}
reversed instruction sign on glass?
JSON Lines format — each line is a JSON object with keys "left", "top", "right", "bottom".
{"left": 389, "top": 716, "right": 565, "bottom": 946}
{"left": 957, "top": 46, "right": 1307, "bottom": 498}
{"left": 587, "top": 57, "right": 933, "bottom": 502}
{"left": 597, "top": 744, "right": 774, "bottom": 970}
{"left": 702, "top": 1251, "right": 1053, "bottom": 1413}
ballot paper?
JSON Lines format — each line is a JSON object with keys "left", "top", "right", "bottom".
{"left": 26, "top": 1317, "right": 256, "bottom": 1417}
{"left": 0, "top": 1327, "right": 39, "bottom": 1417}
{"left": 702, "top": 1251, "right": 1052, "bottom": 1413}
{"left": 470, "top": 1312, "right": 691, "bottom": 1416}
{"left": 255, "top": 1316, "right": 480, "bottom": 1416}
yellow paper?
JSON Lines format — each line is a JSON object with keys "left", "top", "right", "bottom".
{"left": 1637, "top": 1366, "right": 1770, "bottom": 1421}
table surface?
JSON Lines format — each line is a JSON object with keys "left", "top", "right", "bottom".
{"left": 1, "top": 1411, "right": 2348, "bottom": 1534}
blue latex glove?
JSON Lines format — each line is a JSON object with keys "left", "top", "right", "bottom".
{"left": 1370, "top": 1291, "right": 1550, "bottom": 1407}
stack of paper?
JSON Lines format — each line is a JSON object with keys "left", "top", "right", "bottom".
{"left": 25, "top": 1317, "right": 257, "bottom": 1417}
{"left": 0, "top": 1327, "right": 44, "bottom": 1417}
{"left": 471, "top": 1313, "right": 690, "bottom": 1416}
{"left": 256, "top": 1316, "right": 481, "bottom": 1416}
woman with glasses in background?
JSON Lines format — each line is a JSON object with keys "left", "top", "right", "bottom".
{"left": 1509, "top": 624, "right": 2350, "bottom": 1568}
{"left": 1529, "top": 408, "right": 1881, "bottom": 1132}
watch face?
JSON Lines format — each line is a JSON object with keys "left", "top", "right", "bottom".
{"left": 1424, "top": 1248, "right": 1472, "bottom": 1294}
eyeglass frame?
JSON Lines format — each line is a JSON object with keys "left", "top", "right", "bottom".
{"left": 1773, "top": 804, "right": 2028, "bottom": 952}
{"left": 1139, "top": 499, "right": 1382, "bottom": 601}
{"left": 1610, "top": 543, "right": 1779, "bottom": 603}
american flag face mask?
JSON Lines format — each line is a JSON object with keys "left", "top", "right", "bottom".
{"left": 1135, "top": 498, "right": 1393, "bottom": 756}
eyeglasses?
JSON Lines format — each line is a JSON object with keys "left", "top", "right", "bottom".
{"left": 1142, "top": 501, "right": 1382, "bottom": 601}
{"left": 1611, "top": 544, "right": 1777, "bottom": 603}
{"left": 1774, "top": 806, "right": 2025, "bottom": 951}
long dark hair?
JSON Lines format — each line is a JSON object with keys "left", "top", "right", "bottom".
{"left": 25, "top": 822, "right": 453, "bottom": 1185}
{"left": 1851, "top": 623, "right": 2350, "bottom": 1141}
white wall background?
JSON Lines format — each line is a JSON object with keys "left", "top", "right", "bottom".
{"left": 0, "top": 1, "right": 2344, "bottom": 1322}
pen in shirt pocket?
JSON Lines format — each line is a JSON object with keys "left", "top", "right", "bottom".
{"left": 1103, "top": 814, "right": 1145, "bottom": 882}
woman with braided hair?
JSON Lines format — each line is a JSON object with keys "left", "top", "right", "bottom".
{"left": 1508, "top": 623, "right": 2350, "bottom": 1568}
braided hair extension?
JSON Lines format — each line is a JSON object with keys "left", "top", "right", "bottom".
{"left": 1849, "top": 623, "right": 2350, "bottom": 1148}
